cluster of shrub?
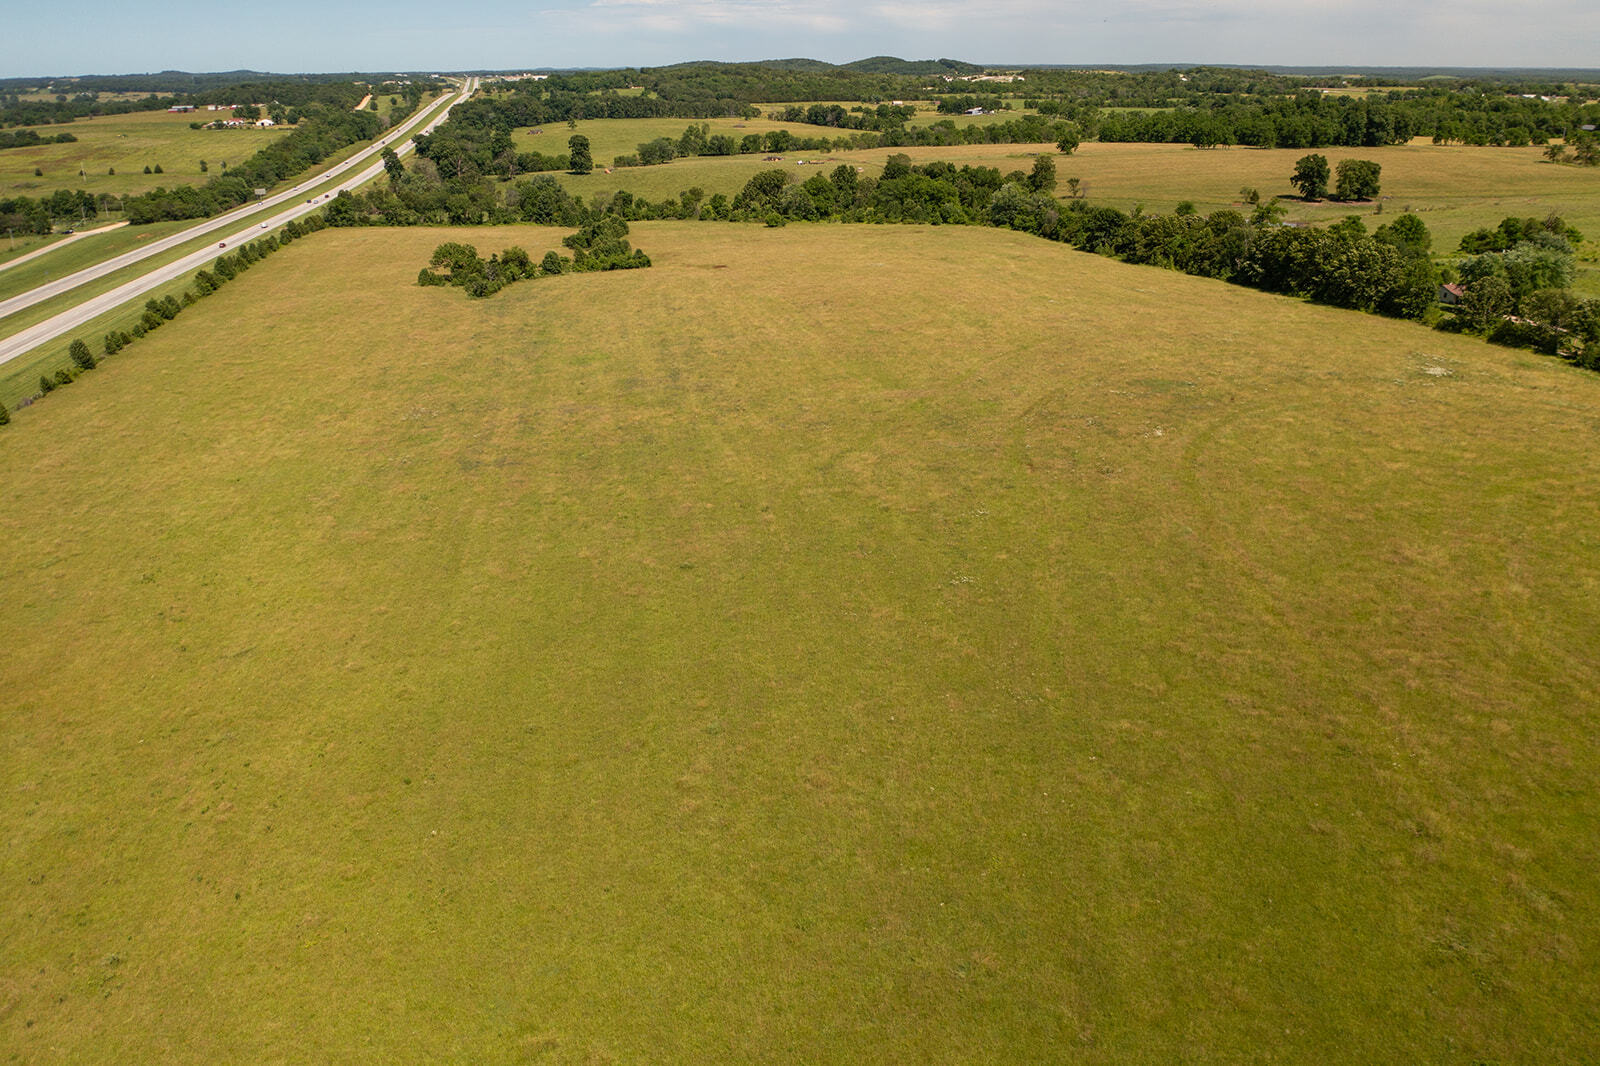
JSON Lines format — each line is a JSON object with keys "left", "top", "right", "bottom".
{"left": 121, "top": 106, "right": 390, "bottom": 224}
{"left": 0, "top": 128, "right": 76, "bottom": 151}
{"left": 0, "top": 189, "right": 100, "bottom": 235}
{"left": 1437, "top": 215, "right": 1600, "bottom": 368}
{"left": 24, "top": 335, "right": 107, "bottom": 412}
{"left": 3, "top": 214, "right": 329, "bottom": 427}
{"left": 417, "top": 217, "right": 650, "bottom": 298}
{"left": 767, "top": 103, "right": 918, "bottom": 131}
{"left": 1540, "top": 138, "right": 1600, "bottom": 167}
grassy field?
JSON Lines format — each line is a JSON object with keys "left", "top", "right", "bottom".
{"left": 2, "top": 221, "right": 1598, "bottom": 1063}
{"left": 517, "top": 115, "right": 858, "bottom": 169}
{"left": 0, "top": 220, "right": 195, "bottom": 306}
{"left": 905, "top": 106, "right": 1037, "bottom": 129}
{"left": 0, "top": 231, "right": 62, "bottom": 266}
{"left": 1, "top": 109, "right": 292, "bottom": 200}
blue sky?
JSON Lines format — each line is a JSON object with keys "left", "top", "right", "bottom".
{"left": 5, "top": 0, "right": 1598, "bottom": 77}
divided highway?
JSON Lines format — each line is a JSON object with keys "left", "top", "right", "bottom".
{"left": 0, "top": 79, "right": 476, "bottom": 369}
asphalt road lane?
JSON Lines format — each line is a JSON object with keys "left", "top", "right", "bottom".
{"left": 0, "top": 80, "right": 474, "bottom": 367}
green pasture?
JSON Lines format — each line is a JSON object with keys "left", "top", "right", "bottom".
{"left": 0, "top": 215, "right": 288, "bottom": 392}
{"left": 905, "top": 106, "right": 1035, "bottom": 129}
{"left": 1051, "top": 139, "right": 1600, "bottom": 242}
{"left": 0, "top": 230, "right": 62, "bottom": 266}
{"left": 0, "top": 263, "right": 201, "bottom": 408}
{"left": 544, "top": 152, "right": 853, "bottom": 203}
{"left": 2, "top": 221, "right": 1598, "bottom": 1063}
{"left": 1, "top": 109, "right": 292, "bottom": 200}
{"left": 517, "top": 114, "right": 856, "bottom": 168}
{"left": 10, "top": 91, "right": 161, "bottom": 103}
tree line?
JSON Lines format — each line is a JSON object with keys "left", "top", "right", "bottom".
{"left": 0, "top": 128, "right": 77, "bottom": 151}
{"left": 0, "top": 189, "right": 98, "bottom": 235}
{"left": 2, "top": 214, "right": 329, "bottom": 427}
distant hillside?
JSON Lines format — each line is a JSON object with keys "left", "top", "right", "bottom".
{"left": 0, "top": 70, "right": 422, "bottom": 94}
{"left": 634, "top": 57, "right": 985, "bottom": 77}
{"left": 843, "top": 56, "right": 985, "bottom": 75}
{"left": 1019, "top": 62, "right": 1600, "bottom": 82}
{"left": 752, "top": 58, "right": 839, "bottom": 73}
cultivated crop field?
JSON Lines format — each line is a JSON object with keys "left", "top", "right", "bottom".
{"left": 0, "top": 109, "right": 290, "bottom": 200}
{"left": 2, "top": 221, "right": 1598, "bottom": 1064}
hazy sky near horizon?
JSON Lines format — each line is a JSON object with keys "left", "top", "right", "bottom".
{"left": 5, "top": 0, "right": 1597, "bottom": 78}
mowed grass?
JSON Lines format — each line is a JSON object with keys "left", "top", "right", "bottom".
{"left": 0, "top": 220, "right": 196, "bottom": 306}
{"left": 3, "top": 222, "right": 1600, "bottom": 1064}
{"left": 0, "top": 109, "right": 290, "bottom": 200}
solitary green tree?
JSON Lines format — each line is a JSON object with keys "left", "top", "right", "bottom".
{"left": 1055, "top": 123, "right": 1081, "bottom": 155}
{"left": 69, "top": 338, "right": 96, "bottom": 370}
{"left": 1333, "top": 159, "right": 1382, "bottom": 201}
{"left": 0, "top": 400, "right": 10, "bottom": 426}
{"left": 381, "top": 147, "right": 404, "bottom": 183}
{"left": 1374, "top": 213, "right": 1431, "bottom": 256}
{"left": 568, "top": 135, "right": 592, "bottom": 175}
{"left": 1028, "top": 154, "right": 1057, "bottom": 193}
{"left": 1291, "top": 153, "right": 1329, "bottom": 199}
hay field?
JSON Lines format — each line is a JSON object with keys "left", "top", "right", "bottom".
{"left": 2, "top": 221, "right": 1598, "bottom": 1064}
{"left": 0, "top": 109, "right": 291, "bottom": 200}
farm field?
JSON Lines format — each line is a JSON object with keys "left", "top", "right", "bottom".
{"left": 905, "top": 106, "right": 1037, "bottom": 128}
{"left": 0, "top": 109, "right": 291, "bottom": 200}
{"left": 2, "top": 221, "right": 1598, "bottom": 1063}
{"left": 513, "top": 114, "right": 855, "bottom": 168}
